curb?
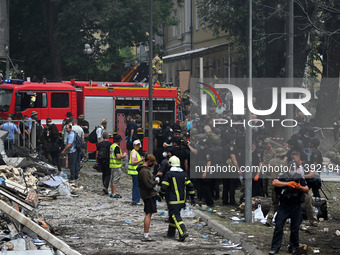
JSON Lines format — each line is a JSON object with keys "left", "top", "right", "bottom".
{"left": 194, "top": 209, "right": 264, "bottom": 255}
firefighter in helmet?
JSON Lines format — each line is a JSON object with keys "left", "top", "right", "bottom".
{"left": 160, "top": 156, "right": 196, "bottom": 242}
{"left": 152, "top": 50, "right": 164, "bottom": 87}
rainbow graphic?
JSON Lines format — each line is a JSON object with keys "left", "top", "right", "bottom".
{"left": 198, "top": 82, "right": 222, "bottom": 106}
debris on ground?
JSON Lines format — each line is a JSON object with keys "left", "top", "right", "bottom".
{"left": 0, "top": 146, "right": 82, "bottom": 254}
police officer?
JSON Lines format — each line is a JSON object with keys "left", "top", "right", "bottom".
{"left": 223, "top": 135, "right": 241, "bottom": 206}
{"left": 162, "top": 122, "right": 173, "bottom": 147}
{"left": 269, "top": 163, "right": 309, "bottom": 254}
{"left": 160, "top": 156, "right": 196, "bottom": 242}
{"left": 284, "top": 138, "right": 308, "bottom": 164}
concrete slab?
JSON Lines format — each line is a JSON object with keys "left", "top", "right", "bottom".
{"left": 9, "top": 238, "right": 26, "bottom": 251}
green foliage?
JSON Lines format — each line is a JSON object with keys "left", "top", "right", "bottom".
{"left": 119, "top": 47, "right": 136, "bottom": 64}
{"left": 9, "top": 0, "right": 174, "bottom": 81}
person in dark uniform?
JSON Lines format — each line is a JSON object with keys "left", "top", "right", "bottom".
{"left": 172, "top": 136, "right": 188, "bottom": 173}
{"left": 156, "top": 146, "right": 173, "bottom": 181}
{"left": 40, "top": 118, "right": 61, "bottom": 172}
{"left": 284, "top": 138, "right": 308, "bottom": 164}
{"left": 223, "top": 135, "right": 242, "bottom": 206}
{"left": 308, "top": 137, "right": 322, "bottom": 198}
{"left": 200, "top": 137, "right": 216, "bottom": 207}
{"left": 160, "top": 156, "right": 196, "bottom": 242}
{"left": 96, "top": 132, "right": 112, "bottom": 194}
{"left": 269, "top": 167, "right": 309, "bottom": 255}
{"left": 251, "top": 142, "right": 264, "bottom": 197}
{"left": 126, "top": 115, "right": 138, "bottom": 153}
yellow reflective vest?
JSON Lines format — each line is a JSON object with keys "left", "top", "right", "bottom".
{"left": 109, "top": 143, "right": 122, "bottom": 169}
{"left": 128, "top": 149, "right": 142, "bottom": 175}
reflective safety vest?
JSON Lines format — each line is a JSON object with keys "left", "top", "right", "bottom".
{"left": 128, "top": 149, "right": 142, "bottom": 175}
{"left": 109, "top": 143, "right": 122, "bottom": 169}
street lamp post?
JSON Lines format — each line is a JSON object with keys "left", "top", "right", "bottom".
{"left": 84, "top": 44, "right": 93, "bottom": 81}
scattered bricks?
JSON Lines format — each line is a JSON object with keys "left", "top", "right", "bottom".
{"left": 26, "top": 188, "right": 38, "bottom": 207}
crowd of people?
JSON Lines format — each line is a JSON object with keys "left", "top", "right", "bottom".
{"left": 0, "top": 100, "right": 332, "bottom": 251}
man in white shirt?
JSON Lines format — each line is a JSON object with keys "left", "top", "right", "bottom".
{"left": 71, "top": 118, "right": 84, "bottom": 166}
{"left": 96, "top": 119, "right": 107, "bottom": 143}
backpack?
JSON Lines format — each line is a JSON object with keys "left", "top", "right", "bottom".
{"left": 97, "top": 142, "right": 111, "bottom": 162}
{"left": 88, "top": 126, "right": 98, "bottom": 143}
{"left": 74, "top": 133, "right": 83, "bottom": 151}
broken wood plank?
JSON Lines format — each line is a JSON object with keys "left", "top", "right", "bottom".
{"left": 0, "top": 188, "right": 34, "bottom": 212}
{"left": 5, "top": 180, "right": 28, "bottom": 195}
{"left": 0, "top": 200, "right": 81, "bottom": 255}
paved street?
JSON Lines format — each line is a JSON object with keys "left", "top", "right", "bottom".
{"left": 38, "top": 166, "right": 247, "bottom": 255}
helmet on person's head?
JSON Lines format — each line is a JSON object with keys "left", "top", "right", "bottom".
{"left": 275, "top": 148, "right": 287, "bottom": 157}
{"left": 190, "top": 128, "right": 198, "bottom": 136}
{"left": 263, "top": 137, "right": 272, "bottom": 144}
{"left": 168, "top": 156, "right": 181, "bottom": 167}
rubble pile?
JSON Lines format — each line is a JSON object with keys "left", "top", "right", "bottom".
{"left": 0, "top": 158, "right": 81, "bottom": 254}
{"left": 0, "top": 165, "right": 38, "bottom": 190}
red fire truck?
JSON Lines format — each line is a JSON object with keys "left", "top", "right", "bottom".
{"left": 0, "top": 79, "right": 179, "bottom": 152}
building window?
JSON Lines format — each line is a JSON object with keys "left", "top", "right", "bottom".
{"left": 18, "top": 92, "right": 47, "bottom": 110}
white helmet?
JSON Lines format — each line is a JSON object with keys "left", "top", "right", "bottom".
{"left": 168, "top": 156, "right": 181, "bottom": 167}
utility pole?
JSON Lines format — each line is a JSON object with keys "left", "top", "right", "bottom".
{"left": 148, "top": 0, "right": 154, "bottom": 154}
{"left": 285, "top": 0, "right": 294, "bottom": 141}
{"left": 244, "top": 0, "right": 253, "bottom": 224}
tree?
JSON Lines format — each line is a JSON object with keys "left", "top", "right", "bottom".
{"left": 9, "top": 0, "right": 176, "bottom": 80}
{"left": 315, "top": 0, "right": 340, "bottom": 126}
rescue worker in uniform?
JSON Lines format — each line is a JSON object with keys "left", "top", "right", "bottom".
{"left": 160, "top": 156, "right": 196, "bottom": 242}
{"left": 269, "top": 162, "right": 309, "bottom": 255}
{"left": 128, "top": 140, "right": 145, "bottom": 205}
{"left": 152, "top": 51, "right": 164, "bottom": 87}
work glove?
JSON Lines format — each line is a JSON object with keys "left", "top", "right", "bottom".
{"left": 125, "top": 136, "right": 129, "bottom": 141}
{"left": 288, "top": 181, "right": 297, "bottom": 188}
{"left": 294, "top": 183, "right": 301, "bottom": 189}
{"left": 129, "top": 137, "right": 132, "bottom": 143}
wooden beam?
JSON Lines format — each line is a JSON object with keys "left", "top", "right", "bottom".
{"left": 0, "top": 200, "right": 81, "bottom": 255}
